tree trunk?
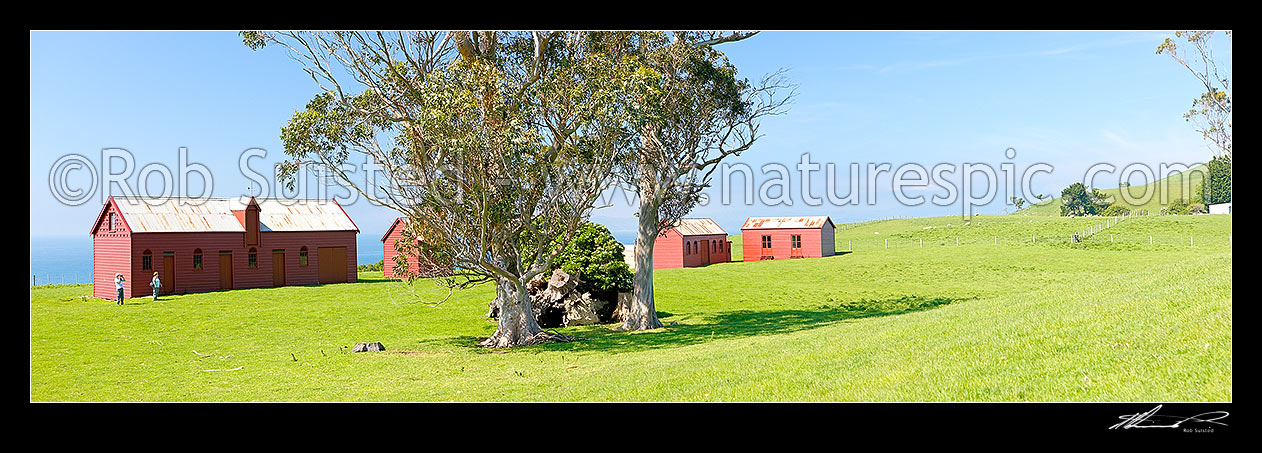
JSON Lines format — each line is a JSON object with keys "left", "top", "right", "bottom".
{"left": 480, "top": 277, "right": 545, "bottom": 348}
{"left": 619, "top": 195, "right": 665, "bottom": 331}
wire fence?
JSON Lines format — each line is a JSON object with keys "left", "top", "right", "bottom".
{"left": 31, "top": 273, "right": 93, "bottom": 287}
{"left": 838, "top": 211, "right": 1231, "bottom": 250}
{"left": 838, "top": 234, "right": 1232, "bottom": 250}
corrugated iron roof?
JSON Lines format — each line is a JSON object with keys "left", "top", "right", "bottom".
{"left": 672, "top": 218, "right": 727, "bottom": 236}
{"left": 741, "top": 216, "right": 835, "bottom": 230}
{"left": 111, "top": 196, "right": 358, "bottom": 233}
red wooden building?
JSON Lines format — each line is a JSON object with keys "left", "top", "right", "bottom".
{"left": 380, "top": 217, "right": 446, "bottom": 279}
{"left": 644, "top": 218, "right": 731, "bottom": 269}
{"left": 91, "top": 196, "right": 359, "bottom": 300}
{"left": 741, "top": 216, "right": 836, "bottom": 261}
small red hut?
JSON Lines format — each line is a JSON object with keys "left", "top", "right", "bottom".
{"left": 90, "top": 196, "right": 359, "bottom": 300}
{"left": 741, "top": 216, "right": 836, "bottom": 261}
{"left": 380, "top": 217, "right": 446, "bottom": 279}
{"left": 645, "top": 218, "right": 731, "bottom": 269}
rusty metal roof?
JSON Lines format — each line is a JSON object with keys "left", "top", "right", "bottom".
{"left": 741, "top": 216, "right": 835, "bottom": 230}
{"left": 672, "top": 218, "right": 727, "bottom": 236}
{"left": 111, "top": 196, "right": 358, "bottom": 233}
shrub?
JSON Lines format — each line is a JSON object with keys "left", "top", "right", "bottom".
{"left": 1202, "top": 156, "right": 1231, "bottom": 204}
{"left": 1060, "top": 183, "right": 1110, "bottom": 216}
{"left": 552, "top": 222, "right": 633, "bottom": 300}
{"left": 1167, "top": 198, "right": 1189, "bottom": 215}
{"left": 1188, "top": 203, "right": 1207, "bottom": 214}
{"left": 357, "top": 259, "right": 384, "bottom": 272}
{"left": 1101, "top": 203, "right": 1131, "bottom": 217}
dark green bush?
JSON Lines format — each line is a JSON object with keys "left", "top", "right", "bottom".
{"left": 1060, "top": 183, "right": 1110, "bottom": 216}
{"left": 1167, "top": 198, "right": 1189, "bottom": 215}
{"left": 357, "top": 259, "right": 384, "bottom": 272}
{"left": 552, "top": 222, "right": 633, "bottom": 300}
{"left": 1101, "top": 203, "right": 1130, "bottom": 217}
{"left": 1202, "top": 156, "right": 1231, "bottom": 204}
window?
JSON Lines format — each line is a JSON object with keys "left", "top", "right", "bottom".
{"left": 299, "top": 247, "right": 309, "bottom": 266}
{"left": 248, "top": 248, "right": 257, "bottom": 267}
{"left": 193, "top": 249, "right": 203, "bottom": 269}
{"left": 142, "top": 250, "right": 152, "bottom": 270}
{"left": 108, "top": 212, "right": 115, "bottom": 231}
{"left": 791, "top": 235, "right": 802, "bottom": 249}
{"left": 712, "top": 240, "right": 717, "bottom": 252}
{"left": 761, "top": 235, "right": 772, "bottom": 249}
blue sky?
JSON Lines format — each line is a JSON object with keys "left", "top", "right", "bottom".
{"left": 30, "top": 30, "right": 1227, "bottom": 245}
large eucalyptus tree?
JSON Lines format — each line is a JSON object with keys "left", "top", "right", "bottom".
{"left": 244, "top": 31, "right": 649, "bottom": 347}
{"left": 604, "top": 31, "right": 793, "bottom": 330}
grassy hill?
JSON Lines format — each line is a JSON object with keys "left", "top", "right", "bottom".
{"left": 1019, "top": 164, "right": 1208, "bottom": 216}
{"left": 30, "top": 215, "right": 1230, "bottom": 401}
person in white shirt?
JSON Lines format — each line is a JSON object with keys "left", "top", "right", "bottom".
{"left": 115, "top": 273, "right": 126, "bottom": 305}
{"left": 150, "top": 272, "right": 161, "bottom": 301}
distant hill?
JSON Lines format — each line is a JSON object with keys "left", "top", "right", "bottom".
{"left": 1018, "top": 164, "right": 1208, "bottom": 216}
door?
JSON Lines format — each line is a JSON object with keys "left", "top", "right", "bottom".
{"left": 791, "top": 234, "right": 803, "bottom": 258}
{"left": 162, "top": 254, "right": 176, "bottom": 293}
{"left": 701, "top": 240, "right": 710, "bottom": 264}
{"left": 219, "top": 253, "right": 233, "bottom": 290}
{"left": 272, "top": 252, "right": 286, "bottom": 287}
{"left": 317, "top": 247, "right": 348, "bottom": 284}
{"left": 760, "top": 235, "right": 773, "bottom": 259}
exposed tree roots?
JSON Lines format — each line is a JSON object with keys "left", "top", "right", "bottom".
{"left": 478, "top": 329, "right": 579, "bottom": 348}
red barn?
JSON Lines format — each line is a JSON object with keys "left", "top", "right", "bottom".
{"left": 380, "top": 217, "right": 446, "bottom": 279}
{"left": 741, "top": 216, "right": 836, "bottom": 261}
{"left": 90, "top": 196, "right": 359, "bottom": 300}
{"left": 646, "top": 218, "right": 731, "bottom": 269}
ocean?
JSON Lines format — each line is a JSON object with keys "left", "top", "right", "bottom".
{"left": 29, "top": 236, "right": 385, "bottom": 286}
{"left": 28, "top": 233, "right": 642, "bottom": 286}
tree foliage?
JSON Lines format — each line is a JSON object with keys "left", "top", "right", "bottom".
{"left": 551, "top": 222, "right": 633, "bottom": 300}
{"left": 246, "top": 31, "right": 649, "bottom": 347}
{"left": 1059, "top": 183, "right": 1110, "bottom": 216}
{"left": 1166, "top": 198, "right": 1190, "bottom": 215}
{"left": 1202, "top": 155, "right": 1232, "bottom": 204}
{"left": 599, "top": 32, "right": 793, "bottom": 331}
{"left": 1101, "top": 203, "right": 1130, "bottom": 217}
{"left": 1157, "top": 31, "right": 1231, "bottom": 161}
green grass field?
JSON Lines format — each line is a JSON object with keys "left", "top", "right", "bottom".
{"left": 30, "top": 214, "right": 1231, "bottom": 401}
{"left": 1019, "top": 164, "right": 1208, "bottom": 216}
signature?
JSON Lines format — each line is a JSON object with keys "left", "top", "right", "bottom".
{"left": 1109, "top": 405, "right": 1229, "bottom": 430}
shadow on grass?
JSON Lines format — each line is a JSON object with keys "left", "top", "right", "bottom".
{"left": 421, "top": 295, "right": 970, "bottom": 355}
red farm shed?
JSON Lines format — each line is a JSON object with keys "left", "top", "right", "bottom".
{"left": 741, "top": 216, "right": 836, "bottom": 261}
{"left": 647, "top": 218, "right": 732, "bottom": 269}
{"left": 380, "top": 217, "right": 447, "bottom": 279}
{"left": 90, "top": 196, "right": 359, "bottom": 300}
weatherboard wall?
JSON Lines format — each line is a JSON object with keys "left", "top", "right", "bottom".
{"left": 121, "top": 231, "right": 358, "bottom": 296}
{"left": 380, "top": 218, "right": 444, "bottom": 279}
{"left": 741, "top": 228, "right": 826, "bottom": 261}
{"left": 653, "top": 229, "right": 730, "bottom": 269}
{"left": 90, "top": 198, "right": 359, "bottom": 300}
{"left": 91, "top": 201, "right": 133, "bottom": 299}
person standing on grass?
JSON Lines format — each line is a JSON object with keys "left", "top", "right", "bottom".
{"left": 150, "top": 272, "right": 161, "bottom": 301}
{"left": 115, "top": 273, "right": 125, "bottom": 305}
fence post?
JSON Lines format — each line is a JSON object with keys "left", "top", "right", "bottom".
{"left": 848, "top": 240, "right": 851, "bottom": 251}
{"left": 956, "top": 237, "right": 959, "bottom": 246}
{"left": 919, "top": 238, "right": 922, "bottom": 247}
{"left": 884, "top": 239, "right": 887, "bottom": 249}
